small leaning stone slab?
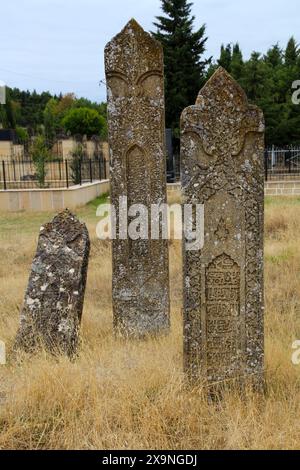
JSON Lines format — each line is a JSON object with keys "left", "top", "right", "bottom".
{"left": 15, "top": 209, "right": 90, "bottom": 357}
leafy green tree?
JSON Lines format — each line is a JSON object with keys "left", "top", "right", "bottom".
{"left": 30, "top": 135, "right": 50, "bottom": 188}
{"left": 153, "top": 0, "right": 210, "bottom": 139}
{"left": 70, "top": 144, "right": 84, "bottom": 185}
{"left": 44, "top": 94, "right": 77, "bottom": 143}
{"left": 44, "top": 98, "right": 59, "bottom": 144}
{"left": 16, "top": 126, "right": 29, "bottom": 145}
{"left": 4, "top": 87, "right": 107, "bottom": 140}
{"left": 62, "top": 107, "right": 106, "bottom": 138}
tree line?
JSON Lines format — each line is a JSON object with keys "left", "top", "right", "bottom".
{"left": 209, "top": 39, "right": 300, "bottom": 146}
{"left": 0, "top": 88, "right": 107, "bottom": 145}
{"left": 154, "top": 0, "right": 300, "bottom": 147}
{"left": 1, "top": 0, "right": 299, "bottom": 148}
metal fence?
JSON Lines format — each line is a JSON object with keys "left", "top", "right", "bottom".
{"left": 171, "top": 147, "right": 300, "bottom": 183}
{"left": 2, "top": 148, "right": 300, "bottom": 189}
{"left": 265, "top": 146, "right": 300, "bottom": 180}
{"left": 0, "top": 158, "right": 109, "bottom": 190}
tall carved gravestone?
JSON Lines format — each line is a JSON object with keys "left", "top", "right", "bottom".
{"left": 15, "top": 210, "right": 90, "bottom": 357}
{"left": 181, "top": 67, "right": 265, "bottom": 389}
{"left": 104, "top": 19, "right": 170, "bottom": 336}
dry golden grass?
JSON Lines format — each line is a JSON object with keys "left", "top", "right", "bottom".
{"left": 0, "top": 195, "right": 300, "bottom": 450}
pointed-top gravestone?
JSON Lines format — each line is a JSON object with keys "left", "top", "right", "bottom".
{"left": 181, "top": 67, "right": 265, "bottom": 389}
{"left": 104, "top": 19, "right": 170, "bottom": 337}
{"left": 15, "top": 209, "right": 90, "bottom": 357}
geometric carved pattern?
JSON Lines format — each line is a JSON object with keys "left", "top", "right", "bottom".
{"left": 127, "top": 145, "right": 150, "bottom": 259}
{"left": 181, "top": 67, "right": 265, "bottom": 389}
{"left": 105, "top": 19, "right": 170, "bottom": 337}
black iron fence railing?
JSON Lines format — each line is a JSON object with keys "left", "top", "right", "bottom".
{"left": 2, "top": 148, "right": 300, "bottom": 190}
{"left": 265, "top": 146, "right": 300, "bottom": 181}
{"left": 0, "top": 158, "right": 109, "bottom": 190}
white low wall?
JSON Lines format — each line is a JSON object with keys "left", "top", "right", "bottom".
{"left": 168, "top": 182, "right": 300, "bottom": 197}
{"left": 265, "top": 180, "right": 300, "bottom": 196}
{"left": 0, "top": 180, "right": 110, "bottom": 212}
{"left": 2, "top": 179, "right": 296, "bottom": 212}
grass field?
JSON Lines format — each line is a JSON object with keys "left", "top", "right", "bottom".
{"left": 0, "top": 195, "right": 300, "bottom": 450}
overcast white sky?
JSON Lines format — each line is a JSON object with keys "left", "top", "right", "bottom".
{"left": 0, "top": 0, "right": 298, "bottom": 102}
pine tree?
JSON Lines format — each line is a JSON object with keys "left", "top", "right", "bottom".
{"left": 285, "top": 37, "right": 298, "bottom": 67}
{"left": 264, "top": 44, "right": 283, "bottom": 68}
{"left": 153, "top": 0, "right": 210, "bottom": 139}
{"left": 242, "top": 52, "right": 267, "bottom": 102}
{"left": 231, "top": 43, "right": 244, "bottom": 81}
{"left": 218, "top": 44, "right": 232, "bottom": 72}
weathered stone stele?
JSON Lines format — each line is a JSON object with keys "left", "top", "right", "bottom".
{"left": 104, "top": 19, "right": 170, "bottom": 336}
{"left": 15, "top": 209, "right": 90, "bottom": 357}
{"left": 181, "top": 67, "right": 265, "bottom": 388}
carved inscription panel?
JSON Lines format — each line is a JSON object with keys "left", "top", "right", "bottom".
{"left": 206, "top": 254, "right": 240, "bottom": 380}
